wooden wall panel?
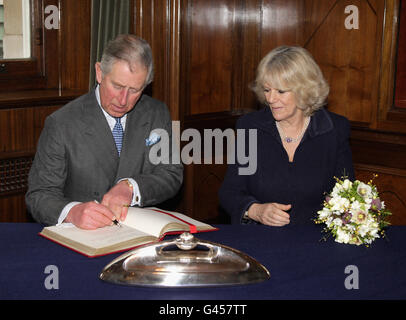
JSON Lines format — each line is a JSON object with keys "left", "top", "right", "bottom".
{"left": 0, "top": 106, "right": 58, "bottom": 153}
{"left": 187, "top": 0, "right": 239, "bottom": 115}
{"left": 190, "top": 163, "right": 230, "bottom": 223}
{"left": 60, "top": 0, "right": 92, "bottom": 92}
{"left": 0, "top": 105, "right": 63, "bottom": 222}
{"left": 376, "top": 0, "right": 406, "bottom": 132}
{"left": 302, "top": 0, "right": 384, "bottom": 125}
{"left": 394, "top": 0, "right": 406, "bottom": 109}
{"left": 181, "top": 0, "right": 266, "bottom": 116}
{"left": 0, "top": 194, "right": 33, "bottom": 223}
{"left": 133, "top": 0, "right": 181, "bottom": 120}
{"left": 178, "top": 0, "right": 388, "bottom": 122}
{"left": 237, "top": 0, "right": 261, "bottom": 110}
{"left": 355, "top": 165, "right": 406, "bottom": 225}
{"left": 260, "top": 0, "right": 302, "bottom": 53}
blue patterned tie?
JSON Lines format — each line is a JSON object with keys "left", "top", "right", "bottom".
{"left": 112, "top": 117, "right": 124, "bottom": 156}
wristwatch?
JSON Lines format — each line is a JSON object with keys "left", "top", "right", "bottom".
{"left": 242, "top": 210, "right": 250, "bottom": 221}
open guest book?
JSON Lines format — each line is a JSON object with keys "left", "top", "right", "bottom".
{"left": 39, "top": 207, "right": 218, "bottom": 257}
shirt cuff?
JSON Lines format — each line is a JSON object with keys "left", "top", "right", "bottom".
{"left": 118, "top": 178, "right": 141, "bottom": 206}
{"left": 57, "top": 201, "right": 82, "bottom": 226}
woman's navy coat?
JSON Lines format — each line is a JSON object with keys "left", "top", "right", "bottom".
{"left": 218, "top": 107, "right": 355, "bottom": 225}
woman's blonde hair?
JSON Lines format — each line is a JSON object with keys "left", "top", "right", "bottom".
{"left": 251, "top": 46, "right": 329, "bottom": 116}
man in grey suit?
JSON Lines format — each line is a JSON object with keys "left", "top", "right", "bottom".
{"left": 26, "top": 35, "right": 183, "bottom": 229}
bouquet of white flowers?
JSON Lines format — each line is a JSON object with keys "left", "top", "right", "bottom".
{"left": 315, "top": 175, "right": 391, "bottom": 246}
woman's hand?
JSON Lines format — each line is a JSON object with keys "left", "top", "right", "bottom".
{"left": 247, "top": 203, "right": 291, "bottom": 226}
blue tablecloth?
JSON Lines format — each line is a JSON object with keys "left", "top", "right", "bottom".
{"left": 1, "top": 223, "right": 405, "bottom": 300}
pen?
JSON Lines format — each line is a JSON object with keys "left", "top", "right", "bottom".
{"left": 112, "top": 218, "right": 122, "bottom": 227}
{"left": 93, "top": 200, "right": 122, "bottom": 227}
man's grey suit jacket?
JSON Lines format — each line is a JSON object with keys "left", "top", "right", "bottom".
{"left": 26, "top": 90, "right": 183, "bottom": 225}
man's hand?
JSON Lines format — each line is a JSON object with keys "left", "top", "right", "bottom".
{"left": 248, "top": 203, "right": 291, "bottom": 226}
{"left": 102, "top": 180, "right": 133, "bottom": 221}
{"left": 65, "top": 201, "right": 117, "bottom": 229}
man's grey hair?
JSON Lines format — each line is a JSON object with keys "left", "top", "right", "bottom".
{"left": 100, "top": 34, "right": 154, "bottom": 86}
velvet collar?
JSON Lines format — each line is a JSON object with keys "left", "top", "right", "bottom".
{"left": 252, "top": 106, "right": 334, "bottom": 141}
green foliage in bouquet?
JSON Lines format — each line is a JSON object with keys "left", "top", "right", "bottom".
{"left": 315, "top": 175, "right": 392, "bottom": 246}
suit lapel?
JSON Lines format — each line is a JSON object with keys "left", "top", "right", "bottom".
{"left": 116, "top": 96, "right": 150, "bottom": 180}
{"left": 78, "top": 91, "right": 119, "bottom": 180}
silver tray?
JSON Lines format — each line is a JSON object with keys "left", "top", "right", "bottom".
{"left": 99, "top": 232, "right": 270, "bottom": 287}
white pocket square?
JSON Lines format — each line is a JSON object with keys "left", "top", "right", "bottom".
{"left": 145, "top": 132, "right": 161, "bottom": 146}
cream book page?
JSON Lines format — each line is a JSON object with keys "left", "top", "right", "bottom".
{"left": 122, "top": 207, "right": 213, "bottom": 238}
{"left": 44, "top": 224, "right": 152, "bottom": 249}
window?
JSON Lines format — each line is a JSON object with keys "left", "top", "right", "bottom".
{"left": 0, "top": 0, "right": 59, "bottom": 92}
{"left": 0, "top": 0, "right": 31, "bottom": 60}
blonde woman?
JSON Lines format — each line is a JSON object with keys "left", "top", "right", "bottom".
{"left": 219, "top": 46, "right": 354, "bottom": 226}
